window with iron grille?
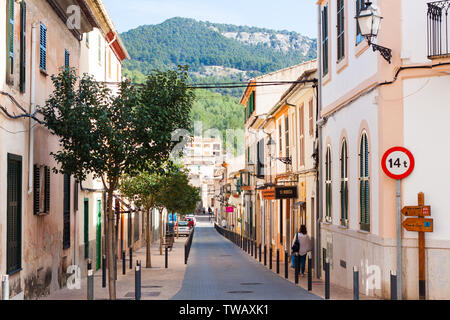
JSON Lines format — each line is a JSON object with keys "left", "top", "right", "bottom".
{"left": 257, "top": 139, "right": 265, "bottom": 178}
{"left": 299, "top": 104, "right": 305, "bottom": 166}
{"left": 356, "top": 0, "right": 366, "bottom": 45}
{"left": 285, "top": 115, "right": 289, "bottom": 159}
{"left": 7, "top": 154, "right": 22, "bottom": 274}
{"left": 337, "top": 0, "right": 345, "bottom": 61}
{"left": 340, "top": 139, "right": 348, "bottom": 226}
{"left": 359, "top": 132, "right": 370, "bottom": 231}
{"left": 278, "top": 119, "right": 283, "bottom": 155}
{"left": 33, "top": 165, "right": 50, "bottom": 215}
{"left": 64, "top": 49, "right": 70, "bottom": 68}
{"left": 309, "top": 99, "right": 314, "bottom": 137}
{"left": 39, "top": 23, "right": 47, "bottom": 71}
{"left": 325, "top": 146, "right": 332, "bottom": 223}
{"left": 20, "top": 1, "right": 26, "bottom": 92}
{"left": 63, "top": 174, "right": 71, "bottom": 249}
{"left": 322, "top": 4, "right": 329, "bottom": 76}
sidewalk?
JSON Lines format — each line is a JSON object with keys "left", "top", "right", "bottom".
{"left": 41, "top": 235, "right": 189, "bottom": 300}
{"left": 229, "top": 241, "right": 379, "bottom": 300}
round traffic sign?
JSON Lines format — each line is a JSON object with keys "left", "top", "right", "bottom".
{"left": 381, "top": 147, "right": 415, "bottom": 180}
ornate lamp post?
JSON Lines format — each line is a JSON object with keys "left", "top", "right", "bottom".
{"left": 355, "top": 1, "right": 392, "bottom": 63}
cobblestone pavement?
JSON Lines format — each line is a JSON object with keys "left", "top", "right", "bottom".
{"left": 171, "top": 217, "right": 321, "bottom": 300}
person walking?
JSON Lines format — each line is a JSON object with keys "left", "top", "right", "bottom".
{"left": 291, "top": 225, "right": 312, "bottom": 276}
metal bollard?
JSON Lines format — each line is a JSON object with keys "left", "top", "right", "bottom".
{"left": 122, "top": 251, "right": 126, "bottom": 275}
{"left": 295, "top": 254, "right": 299, "bottom": 284}
{"left": 308, "top": 255, "right": 312, "bottom": 291}
{"left": 276, "top": 249, "right": 280, "bottom": 274}
{"left": 325, "top": 258, "right": 330, "bottom": 299}
{"left": 165, "top": 246, "right": 168, "bottom": 268}
{"left": 184, "top": 242, "right": 187, "bottom": 265}
{"left": 87, "top": 260, "right": 94, "bottom": 300}
{"left": 270, "top": 247, "right": 273, "bottom": 270}
{"left": 2, "top": 275, "right": 10, "bottom": 300}
{"left": 264, "top": 245, "right": 267, "bottom": 266}
{"left": 129, "top": 247, "right": 133, "bottom": 270}
{"left": 135, "top": 260, "right": 141, "bottom": 300}
{"left": 390, "top": 271, "right": 397, "bottom": 300}
{"left": 353, "top": 266, "right": 359, "bottom": 300}
{"left": 102, "top": 255, "right": 106, "bottom": 288}
{"left": 285, "top": 250, "right": 288, "bottom": 279}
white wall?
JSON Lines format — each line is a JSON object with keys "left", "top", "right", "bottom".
{"left": 403, "top": 75, "right": 450, "bottom": 241}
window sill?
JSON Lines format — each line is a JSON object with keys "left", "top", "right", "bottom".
{"left": 355, "top": 40, "right": 370, "bottom": 58}
{"left": 7, "top": 267, "right": 22, "bottom": 276}
{"left": 336, "top": 56, "right": 348, "bottom": 74}
{"left": 40, "top": 69, "right": 48, "bottom": 77}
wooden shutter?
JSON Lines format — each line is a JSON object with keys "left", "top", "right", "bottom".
{"left": 65, "top": 49, "right": 70, "bottom": 68}
{"left": 360, "top": 134, "right": 370, "bottom": 231}
{"left": 337, "top": 0, "right": 345, "bottom": 61}
{"left": 33, "top": 165, "right": 40, "bottom": 215}
{"left": 7, "top": 154, "right": 22, "bottom": 274}
{"left": 299, "top": 105, "right": 305, "bottom": 166}
{"left": 309, "top": 99, "right": 314, "bottom": 136}
{"left": 84, "top": 199, "right": 89, "bottom": 259}
{"left": 45, "top": 166, "right": 50, "bottom": 213}
{"left": 63, "top": 174, "right": 71, "bottom": 249}
{"left": 20, "top": 1, "right": 26, "bottom": 92}
{"left": 322, "top": 4, "right": 329, "bottom": 76}
{"left": 39, "top": 23, "right": 47, "bottom": 71}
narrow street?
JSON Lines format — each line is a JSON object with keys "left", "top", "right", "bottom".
{"left": 171, "top": 216, "right": 321, "bottom": 300}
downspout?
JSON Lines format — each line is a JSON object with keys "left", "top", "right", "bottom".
{"left": 28, "top": 24, "right": 36, "bottom": 195}
{"left": 316, "top": 4, "right": 323, "bottom": 279}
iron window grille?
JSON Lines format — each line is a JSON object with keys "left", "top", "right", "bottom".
{"left": 427, "top": 1, "right": 450, "bottom": 58}
{"left": 359, "top": 133, "right": 370, "bottom": 232}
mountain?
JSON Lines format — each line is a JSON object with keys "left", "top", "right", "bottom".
{"left": 120, "top": 17, "right": 317, "bottom": 89}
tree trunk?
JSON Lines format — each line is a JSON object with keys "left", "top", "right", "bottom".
{"left": 106, "top": 189, "right": 116, "bottom": 300}
{"left": 159, "top": 210, "right": 163, "bottom": 255}
{"left": 146, "top": 207, "right": 152, "bottom": 268}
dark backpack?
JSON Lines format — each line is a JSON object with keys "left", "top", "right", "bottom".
{"left": 292, "top": 232, "right": 300, "bottom": 253}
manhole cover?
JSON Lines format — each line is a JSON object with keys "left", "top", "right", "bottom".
{"left": 227, "top": 291, "right": 253, "bottom": 294}
{"left": 142, "top": 285, "right": 163, "bottom": 288}
{"left": 240, "top": 282, "right": 263, "bottom": 286}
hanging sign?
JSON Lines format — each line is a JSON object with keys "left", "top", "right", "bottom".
{"left": 226, "top": 206, "right": 234, "bottom": 213}
{"left": 275, "top": 186, "right": 297, "bottom": 199}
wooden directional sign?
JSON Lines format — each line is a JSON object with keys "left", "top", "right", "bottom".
{"left": 403, "top": 218, "right": 433, "bottom": 232}
{"left": 401, "top": 206, "right": 431, "bottom": 216}
{"left": 261, "top": 189, "right": 276, "bottom": 200}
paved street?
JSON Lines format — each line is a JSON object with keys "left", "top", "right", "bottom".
{"left": 171, "top": 216, "right": 321, "bottom": 300}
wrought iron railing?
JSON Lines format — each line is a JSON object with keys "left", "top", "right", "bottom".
{"left": 428, "top": 1, "right": 450, "bottom": 58}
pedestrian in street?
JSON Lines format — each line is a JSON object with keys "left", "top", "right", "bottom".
{"left": 292, "top": 225, "right": 312, "bottom": 276}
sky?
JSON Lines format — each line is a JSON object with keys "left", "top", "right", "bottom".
{"left": 102, "top": 0, "right": 318, "bottom": 38}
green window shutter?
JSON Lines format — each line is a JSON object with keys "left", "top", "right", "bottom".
{"left": 39, "top": 23, "right": 47, "bottom": 71}
{"left": 19, "top": 1, "right": 26, "bottom": 92}
{"left": 8, "top": 0, "right": 14, "bottom": 58}
{"left": 64, "top": 49, "right": 70, "bottom": 68}
{"left": 63, "top": 174, "right": 71, "bottom": 249}
{"left": 7, "top": 154, "right": 22, "bottom": 274}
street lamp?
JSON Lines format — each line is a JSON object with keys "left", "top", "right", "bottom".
{"left": 355, "top": 1, "right": 392, "bottom": 63}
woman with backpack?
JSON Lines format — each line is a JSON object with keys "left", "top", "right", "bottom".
{"left": 291, "top": 225, "right": 312, "bottom": 276}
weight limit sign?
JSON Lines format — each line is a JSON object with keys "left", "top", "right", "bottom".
{"left": 381, "top": 147, "right": 415, "bottom": 180}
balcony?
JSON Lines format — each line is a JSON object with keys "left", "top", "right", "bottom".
{"left": 428, "top": 1, "right": 450, "bottom": 58}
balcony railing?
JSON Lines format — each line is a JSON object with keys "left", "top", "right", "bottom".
{"left": 428, "top": 1, "right": 450, "bottom": 58}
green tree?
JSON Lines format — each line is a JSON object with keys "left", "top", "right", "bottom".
{"left": 41, "top": 67, "right": 194, "bottom": 300}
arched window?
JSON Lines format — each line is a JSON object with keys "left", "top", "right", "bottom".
{"left": 325, "top": 145, "right": 332, "bottom": 222}
{"left": 359, "top": 132, "right": 370, "bottom": 231}
{"left": 340, "top": 139, "right": 348, "bottom": 226}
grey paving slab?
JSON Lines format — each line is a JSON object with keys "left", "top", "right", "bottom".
{"left": 171, "top": 221, "right": 321, "bottom": 300}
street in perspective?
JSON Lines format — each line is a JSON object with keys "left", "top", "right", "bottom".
{"left": 0, "top": 0, "right": 449, "bottom": 310}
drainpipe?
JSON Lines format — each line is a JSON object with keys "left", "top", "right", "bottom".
{"left": 27, "top": 24, "right": 36, "bottom": 195}
{"left": 316, "top": 4, "right": 323, "bottom": 279}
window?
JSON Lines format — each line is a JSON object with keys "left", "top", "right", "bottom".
{"left": 108, "top": 50, "right": 111, "bottom": 78}
{"left": 325, "top": 146, "right": 332, "bottom": 223}
{"left": 84, "top": 199, "right": 89, "bottom": 259}
{"left": 85, "top": 32, "right": 89, "bottom": 47}
{"left": 322, "top": 4, "right": 329, "bottom": 76}
{"left": 279, "top": 120, "right": 283, "bottom": 155}
{"left": 63, "top": 174, "right": 71, "bottom": 249}
{"left": 39, "top": 23, "right": 47, "bottom": 71}
{"left": 33, "top": 165, "right": 50, "bottom": 215}
{"left": 98, "top": 34, "right": 102, "bottom": 64}
{"left": 19, "top": 1, "right": 26, "bottom": 92}
{"left": 7, "top": 154, "right": 22, "bottom": 274}
{"left": 337, "top": 0, "right": 345, "bottom": 61}
{"left": 246, "top": 91, "right": 255, "bottom": 121}
{"left": 285, "top": 115, "right": 289, "bottom": 159}
{"left": 7, "top": 0, "right": 15, "bottom": 78}
{"left": 299, "top": 104, "right": 305, "bottom": 166}
{"left": 256, "top": 139, "right": 265, "bottom": 178}
{"left": 356, "top": 0, "right": 366, "bottom": 45}
{"left": 64, "top": 49, "right": 70, "bottom": 68}
{"left": 359, "top": 132, "right": 370, "bottom": 231}
{"left": 309, "top": 99, "right": 314, "bottom": 137}
{"left": 340, "top": 140, "right": 348, "bottom": 226}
